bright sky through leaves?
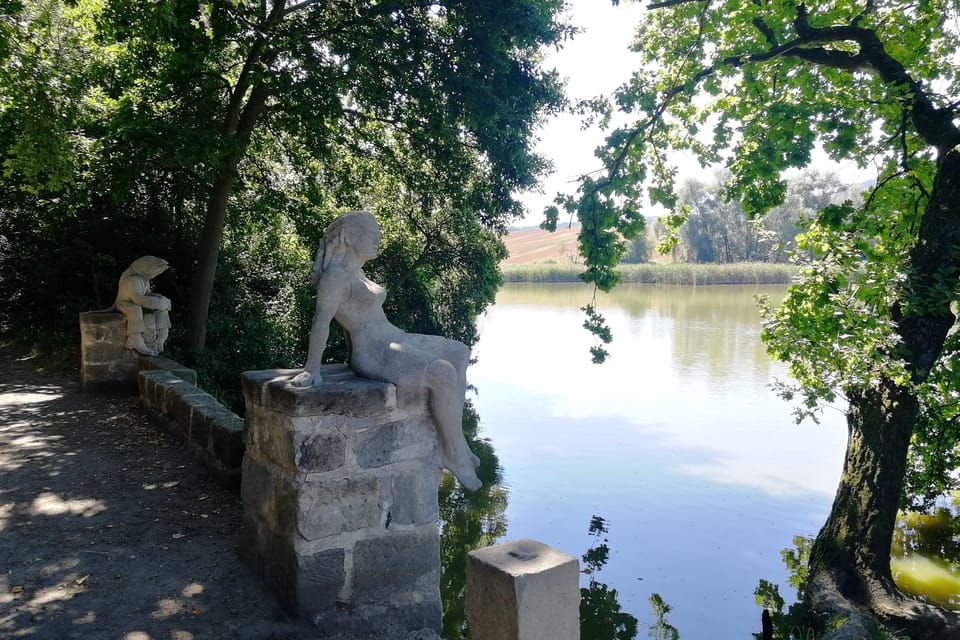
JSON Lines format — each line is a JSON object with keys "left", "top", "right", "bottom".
{"left": 521, "top": 0, "right": 875, "bottom": 227}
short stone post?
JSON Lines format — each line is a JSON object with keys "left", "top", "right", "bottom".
{"left": 466, "top": 539, "right": 580, "bottom": 640}
{"left": 240, "top": 365, "right": 443, "bottom": 637}
{"left": 79, "top": 311, "right": 157, "bottom": 391}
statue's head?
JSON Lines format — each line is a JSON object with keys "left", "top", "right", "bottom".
{"left": 128, "top": 255, "right": 169, "bottom": 279}
{"left": 316, "top": 212, "right": 380, "bottom": 274}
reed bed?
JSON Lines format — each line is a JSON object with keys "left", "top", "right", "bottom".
{"left": 501, "top": 262, "right": 798, "bottom": 285}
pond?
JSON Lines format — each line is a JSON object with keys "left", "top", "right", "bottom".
{"left": 462, "top": 282, "right": 850, "bottom": 639}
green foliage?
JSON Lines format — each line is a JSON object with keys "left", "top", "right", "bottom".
{"left": 754, "top": 537, "right": 821, "bottom": 640}
{"left": 564, "top": 0, "right": 960, "bottom": 518}
{"left": 647, "top": 593, "right": 679, "bottom": 640}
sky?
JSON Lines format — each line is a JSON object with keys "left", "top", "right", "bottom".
{"left": 519, "top": 0, "right": 874, "bottom": 227}
{"left": 518, "top": 0, "right": 647, "bottom": 226}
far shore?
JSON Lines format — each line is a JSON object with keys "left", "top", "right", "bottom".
{"left": 500, "top": 261, "right": 798, "bottom": 286}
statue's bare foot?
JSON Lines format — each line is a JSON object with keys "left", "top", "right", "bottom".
{"left": 470, "top": 451, "right": 481, "bottom": 468}
{"left": 125, "top": 334, "right": 156, "bottom": 356}
{"left": 290, "top": 370, "right": 320, "bottom": 387}
{"left": 444, "top": 455, "right": 482, "bottom": 491}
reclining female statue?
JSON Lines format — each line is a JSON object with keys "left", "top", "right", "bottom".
{"left": 292, "top": 212, "right": 482, "bottom": 491}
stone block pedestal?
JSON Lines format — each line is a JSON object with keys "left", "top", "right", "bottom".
{"left": 79, "top": 311, "right": 157, "bottom": 391}
{"left": 240, "top": 365, "right": 443, "bottom": 637}
{"left": 466, "top": 539, "right": 580, "bottom": 640}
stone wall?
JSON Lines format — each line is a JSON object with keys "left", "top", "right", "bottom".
{"left": 138, "top": 369, "right": 244, "bottom": 487}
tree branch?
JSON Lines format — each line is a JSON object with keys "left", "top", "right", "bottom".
{"left": 646, "top": 0, "right": 708, "bottom": 9}
{"left": 282, "top": 0, "right": 323, "bottom": 17}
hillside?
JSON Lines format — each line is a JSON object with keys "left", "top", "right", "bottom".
{"left": 501, "top": 226, "right": 581, "bottom": 266}
{"left": 502, "top": 223, "right": 666, "bottom": 266}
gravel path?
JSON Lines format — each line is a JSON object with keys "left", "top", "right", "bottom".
{"left": 0, "top": 348, "right": 437, "bottom": 640}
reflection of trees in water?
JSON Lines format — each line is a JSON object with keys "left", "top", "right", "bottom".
{"left": 754, "top": 535, "right": 816, "bottom": 640}
{"left": 580, "top": 515, "right": 641, "bottom": 640}
{"left": 438, "top": 402, "right": 507, "bottom": 639}
{"left": 892, "top": 498, "right": 960, "bottom": 610}
{"left": 759, "top": 518, "right": 960, "bottom": 639}
{"left": 494, "top": 283, "right": 779, "bottom": 383}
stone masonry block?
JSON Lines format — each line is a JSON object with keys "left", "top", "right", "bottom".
{"left": 295, "top": 429, "right": 346, "bottom": 474}
{"left": 242, "top": 456, "right": 297, "bottom": 538}
{"left": 466, "top": 539, "right": 580, "bottom": 640}
{"left": 137, "top": 354, "right": 198, "bottom": 385}
{"left": 138, "top": 370, "right": 177, "bottom": 410}
{"left": 352, "top": 529, "right": 441, "bottom": 605}
{"left": 241, "top": 368, "right": 302, "bottom": 409}
{"left": 295, "top": 547, "right": 348, "bottom": 615}
{"left": 385, "top": 462, "right": 441, "bottom": 526}
{"left": 296, "top": 476, "right": 381, "bottom": 541}
{"left": 210, "top": 412, "right": 245, "bottom": 470}
{"left": 239, "top": 512, "right": 347, "bottom": 617}
{"left": 353, "top": 419, "right": 438, "bottom": 469}
{"left": 242, "top": 366, "right": 397, "bottom": 418}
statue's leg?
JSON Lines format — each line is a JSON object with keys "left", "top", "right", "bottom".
{"left": 118, "top": 302, "right": 155, "bottom": 355}
{"left": 154, "top": 309, "right": 170, "bottom": 353}
{"left": 423, "top": 359, "right": 482, "bottom": 491}
{"left": 444, "top": 342, "right": 480, "bottom": 468}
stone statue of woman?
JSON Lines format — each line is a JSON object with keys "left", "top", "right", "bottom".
{"left": 291, "top": 212, "right": 482, "bottom": 491}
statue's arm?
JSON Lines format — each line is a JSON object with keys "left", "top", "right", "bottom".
{"left": 122, "top": 276, "right": 170, "bottom": 310}
{"left": 292, "top": 269, "right": 347, "bottom": 386}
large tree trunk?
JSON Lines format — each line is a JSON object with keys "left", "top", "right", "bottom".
{"left": 183, "top": 82, "right": 272, "bottom": 355}
{"left": 184, "top": 173, "right": 235, "bottom": 353}
{"left": 806, "top": 149, "right": 960, "bottom": 639}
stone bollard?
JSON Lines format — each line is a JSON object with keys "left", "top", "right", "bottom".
{"left": 79, "top": 310, "right": 157, "bottom": 391}
{"left": 466, "top": 539, "right": 580, "bottom": 640}
{"left": 240, "top": 365, "right": 443, "bottom": 637}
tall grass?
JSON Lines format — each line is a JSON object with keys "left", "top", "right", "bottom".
{"left": 501, "top": 262, "right": 798, "bottom": 285}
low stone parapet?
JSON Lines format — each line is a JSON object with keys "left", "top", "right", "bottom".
{"left": 138, "top": 369, "right": 244, "bottom": 486}
{"left": 240, "top": 365, "right": 443, "bottom": 637}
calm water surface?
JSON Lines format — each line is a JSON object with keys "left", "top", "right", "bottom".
{"left": 466, "top": 283, "right": 849, "bottom": 639}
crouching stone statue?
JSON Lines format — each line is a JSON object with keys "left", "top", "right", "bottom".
{"left": 112, "top": 255, "right": 171, "bottom": 355}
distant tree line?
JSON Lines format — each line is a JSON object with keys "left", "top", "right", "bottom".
{"left": 619, "top": 170, "right": 860, "bottom": 266}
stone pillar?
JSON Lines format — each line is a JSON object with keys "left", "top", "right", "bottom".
{"left": 240, "top": 365, "right": 443, "bottom": 637}
{"left": 466, "top": 539, "right": 580, "bottom": 640}
{"left": 79, "top": 311, "right": 156, "bottom": 391}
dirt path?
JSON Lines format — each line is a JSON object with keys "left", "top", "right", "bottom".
{"left": 0, "top": 349, "right": 358, "bottom": 639}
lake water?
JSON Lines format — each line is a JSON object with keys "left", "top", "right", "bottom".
{"left": 465, "top": 283, "right": 849, "bottom": 639}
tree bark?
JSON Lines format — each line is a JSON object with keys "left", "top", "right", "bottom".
{"left": 806, "top": 149, "right": 960, "bottom": 639}
{"left": 183, "top": 77, "right": 272, "bottom": 354}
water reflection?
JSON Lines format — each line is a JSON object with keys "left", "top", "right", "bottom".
{"left": 469, "top": 283, "right": 847, "bottom": 639}
{"left": 438, "top": 403, "right": 508, "bottom": 639}
{"left": 893, "top": 496, "right": 960, "bottom": 609}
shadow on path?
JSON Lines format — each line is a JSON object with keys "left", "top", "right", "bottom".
{"left": 0, "top": 350, "right": 316, "bottom": 640}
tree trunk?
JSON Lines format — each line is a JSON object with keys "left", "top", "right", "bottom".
{"left": 184, "top": 173, "right": 235, "bottom": 354}
{"left": 183, "top": 82, "right": 272, "bottom": 355}
{"left": 806, "top": 149, "right": 960, "bottom": 639}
